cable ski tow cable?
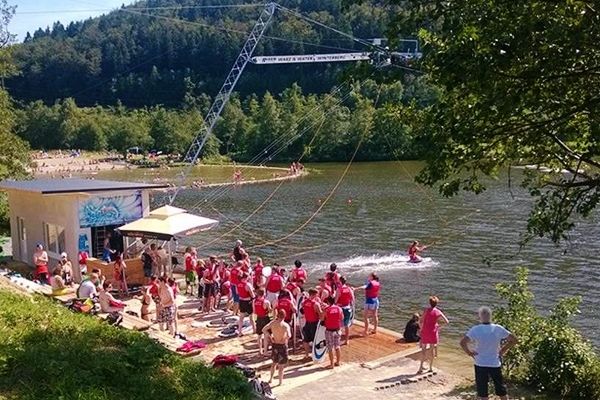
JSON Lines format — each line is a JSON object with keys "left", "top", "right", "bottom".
{"left": 196, "top": 117, "right": 326, "bottom": 251}
{"left": 17, "top": 4, "right": 263, "bottom": 14}
{"left": 246, "top": 133, "right": 365, "bottom": 251}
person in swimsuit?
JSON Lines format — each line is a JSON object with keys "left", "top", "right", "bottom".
{"left": 408, "top": 240, "right": 427, "bottom": 263}
{"left": 262, "top": 309, "right": 291, "bottom": 386}
{"left": 418, "top": 296, "right": 449, "bottom": 374}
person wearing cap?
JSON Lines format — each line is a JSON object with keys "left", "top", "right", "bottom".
{"left": 32, "top": 243, "right": 49, "bottom": 284}
{"left": 56, "top": 252, "right": 74, "bottom": 286}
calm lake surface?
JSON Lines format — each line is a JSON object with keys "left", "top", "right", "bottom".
{"left": 102, "top": 161, "right": 600, "bottom": 348}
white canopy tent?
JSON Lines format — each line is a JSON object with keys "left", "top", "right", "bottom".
{"left": 118, "top": 205, "right": 218, "bottom": 275}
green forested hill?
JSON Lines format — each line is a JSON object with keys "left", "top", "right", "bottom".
{"left": 8, "top": 0, "right": 394, "bottom": 107}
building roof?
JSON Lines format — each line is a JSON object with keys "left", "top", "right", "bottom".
{"left": 0, "top": 178, "right": 169, "bottom": 194}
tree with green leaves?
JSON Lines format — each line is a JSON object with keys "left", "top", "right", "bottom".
{"left": 397, "top": 0, "right": 600, "bottom": 242}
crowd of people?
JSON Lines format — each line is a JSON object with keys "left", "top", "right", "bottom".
{"left": 30, "top": 238, "right": 518, "bottom": 398}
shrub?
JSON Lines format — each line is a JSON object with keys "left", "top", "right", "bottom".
{"left": 0, "top": 290, "right": 252, "bottom": 400}
{"left": 495, "top": 267, "right": 600, "bottom": 399}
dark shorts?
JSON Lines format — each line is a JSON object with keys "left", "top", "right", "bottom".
{"left": 231, "top": 284, "right": 239, "bottom": 303}
{"left": 203, "top": 283, "right": 216, "bottom": 298}
{"left": 475, "top": 365, "right": 507, "bottom": 398}
{"left": 271, "top": 343, "right": 288, "bottom": 364}
{"left": 256, "top": 316, "right": 271, "bottom": 335}
{"left": 342, "top": 306, "right": 352, "bottom": 327}
{"left": 143, "top": 265, "right": 152, "bottom": 278}
{"left": 302, "top": 321, "right": 319, "bottom": 343}
{"left": 239, "top": 299, "right": 253, "bottom": 315}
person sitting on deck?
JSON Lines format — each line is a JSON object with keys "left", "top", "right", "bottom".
{"left": 98, "top": 281, "right": 126, "bottom": 313}
{"left": 403, "top": 312, "right": 421, "bottom": 343}
{"left": 50, "top": 266, "right": 68, "bottom": 296}
{"left": 77, "top": 273, "right": 99, "bottom": 299}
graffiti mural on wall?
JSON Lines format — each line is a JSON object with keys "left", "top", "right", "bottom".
{"left": 79, "top": 192, "right": 143, "bottom": 228}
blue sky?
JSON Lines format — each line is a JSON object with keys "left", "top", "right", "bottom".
{"left": 10, "top": 0, "right": 136, "bottom": 41}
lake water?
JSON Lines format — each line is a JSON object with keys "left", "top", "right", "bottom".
{"left": 104, "top": 161, "right": 600, "bottom": 348}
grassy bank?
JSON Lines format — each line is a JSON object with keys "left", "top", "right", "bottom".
{"left": 0, "top": 289, "right": 252, "bottom": 400}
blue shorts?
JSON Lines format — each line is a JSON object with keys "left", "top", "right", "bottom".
{"left": 231, "top": 284, "right": 239, "bottom": 303}
{"left": 364, "top": 298, "right": 379, "bottom": 311}
{"left": 342, "top": 306, "right": 352, "bottom": 327}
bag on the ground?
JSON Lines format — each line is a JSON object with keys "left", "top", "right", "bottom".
{"left": 234, "top": 362, "right": 256, "bottom": 379}
{"left": 106, "top": 312, "right": 123, "bottom": 326}
{"left": 250, "top": 378, "right": 276, "bottom": 400}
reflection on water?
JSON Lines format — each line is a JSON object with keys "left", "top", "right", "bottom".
{"left": 107, "top": 161, "right": 600, "bottom": 348}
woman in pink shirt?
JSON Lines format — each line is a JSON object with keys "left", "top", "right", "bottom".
{"left": 418, "top": 296, "right": 449, "bottom": 374}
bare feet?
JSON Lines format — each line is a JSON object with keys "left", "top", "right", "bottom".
{"left": 334, "top": 362, "right": 340, "bottom": 366}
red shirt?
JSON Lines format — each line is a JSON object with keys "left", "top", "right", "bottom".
{"left": 276, "top": 298, "right": 294, "bottom": 321}
{"left": 254, "top": 296, "right": 269, "bottom": 317}
{"left": 236, "top": 281, "right": 252, "bottom": 299}
{"left": 337, "top": 285, "right": 353, "bottom": 307}
{"left": 303, "top": 297, "right": 320, "bottom": 323}
{"left": 324, "top": 304, "right": 343, "bottom": 330}
{"left": 266, "top": 274, "right": 284, "bottom": 293}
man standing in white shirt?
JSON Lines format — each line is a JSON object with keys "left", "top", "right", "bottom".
{"left": 460, "top": 306, "right": 518, "bottom": 400}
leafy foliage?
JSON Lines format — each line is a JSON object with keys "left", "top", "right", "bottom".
{"left": 494, "top": 267, "right": 600, "bottom": 399}
{"left": 15, "top": 79, "right": 426, "bottom": 162}
{"left": 396, "top": 0, "right": 600, "bottom": 242}
{"left": 0, "top": 289, "right": 252, "bottom": 400}
{"left": 8, "top": 0, "right": 396, "bottom": 107}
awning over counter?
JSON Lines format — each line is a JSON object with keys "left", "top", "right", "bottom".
{"left": 117, "top": 205, "right": 218, "bottom": 240}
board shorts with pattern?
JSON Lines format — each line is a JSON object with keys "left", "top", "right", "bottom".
{"left": 325, "top": 329, "right": 341, "bottom": 349}
{"left": 342, "top": 306, "right": 352, "bottom": 327}
{"left": 271, "top": 343, "right": 288, "bottom": 364}
{"left": 159, "top": 305, "right": 176, "bottom": 323}
{"left": 256, "top": 316, "right": 271, "bottom": 335}
{"left": 302, "top": 321, "right": 318, "bottom": 343}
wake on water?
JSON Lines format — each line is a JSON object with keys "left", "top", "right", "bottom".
{"left": 309, "top": 252, "right": 438, "bottom": 276}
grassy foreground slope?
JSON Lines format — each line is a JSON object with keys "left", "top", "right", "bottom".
{"left": 0, "top": 289, "right": 251, "bottom": 400}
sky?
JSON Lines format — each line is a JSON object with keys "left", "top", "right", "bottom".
{"left": 10, "top": 0, "right": 136, "bottom": 41}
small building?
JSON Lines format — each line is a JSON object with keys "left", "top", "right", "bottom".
{"left": 0, "top": 178, "right": 169, "bottom": 282}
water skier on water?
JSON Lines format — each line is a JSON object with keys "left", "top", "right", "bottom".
{"left": 408, "top": 240, "right": 427, "bottom": 263}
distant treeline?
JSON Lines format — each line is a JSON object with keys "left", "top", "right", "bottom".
{"left": 8, "top": 0, "right": 399, "bottom": 107}
{"left": 16, "top": 79, "right": 436, "bottom": 162}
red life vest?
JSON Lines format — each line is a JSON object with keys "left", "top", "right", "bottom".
{"left": 219, "top": 267, "right": 230, "bottom": 283}
{"left": 286, "top": 281, "right": 298, "bottom": 294}
{"left": 303, "top": 297, "right": 319, "bottom": 323}
{"left": 184, "top": 254, "right": 194, "bottom": 272}
{"left": 220, "top": 281, "right": 231, "bottom": 295}
{"left": 253, "top": 265, "right": 263, "bottom": 285}
{"left": 266, "top": 274, "right": 283, "bottom": 293}
{"left": 324, "top": 305, "right": 343, "bottom": 330}
{"left": 236, "top": 281, "right": 251, "bottom": 299}
{"left": 276, "top": 298, "right": 294, "bottom": 321}
{"left": 365, "top": 280, "right": 380, "bottom": 299}
{"left": 204, "top": 266, "right": 216, "bottom": 281}
{"left": 319, "top": 283, "right": 332, "bottom": 298}
{"left": 293, "top": 268, "right": 307, "bottom": 282}
{"left": 149, "top": 283, "right": 159, "bottom": 297}
{"left": 254, "top": 296, "right": 269, "bottom": 317}
{"left": 230, "top": 267, "right": 241, "bottom": 285}
{"left": 325, "top": 272, "right": 339, "bottom": 287}
{"left": 337, "top": 285, "right": 353, "bottom": 307}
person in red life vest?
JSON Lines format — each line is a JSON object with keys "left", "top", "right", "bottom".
{"left": 148, "top": 275, "right": 161, "bottom": 321}
{"left": 335, "top": 276, "right": 355, "bottom": 345}
{"left": 290, "top": 259, "right": 307, "bottom": 283}
{"left": 32, "top": 243, "right": 50, "bottom": 284}
{"left": 408, "top": 240, "right": 427, "bottom": 263}
{"left": 253, "top": 288, "right": 272, "bottom": 356}
{"left": 285, "top": 280, "right": 302, "bottom": 300}
{"left": 202, "top": 256, "right": 220, "bottom": 313}
{"left": 301, "top": 288, "right": 323, "bottom": 359}
{"left": 236, "top": 272, "right": 255, "bottom": 336}
{"left": 266, "top": 266, "right": 284, "bottom": 304}
{"left": 317, "top": 277, "right": 332, "bottom": 301}
{"left": 323, "top": 296, "right": 344, "bottom": 369}
{"left": 358, "top": 272, "right": 381, "bottom": 336}
{"left": 78, "top": 250, "right": 89, "bottom": 275}
{"left": 273, "top": 289, "right": 297, "bottom": 326}
{"left": 183, "top": 247, "right": 197, "bottom": 295}
{"left": 229, "top": 261, "right": 243, "bottom": 314}
{"left": 278, "top": 267, "right": 289, "bottom": 284}
{"left": 195, "top": 258, "right": 206, "bottom": 298}
{"left": 216, "top": 260, "right": 230, "bottom": 309}
{"left": 296, "top": 277, "right": 306, "bottom": 294}
{"left": 325, "top": 263, "right": 341, "bottom": 291}
{"left": 253, "top": 257, "right": 265, "bottom": 289}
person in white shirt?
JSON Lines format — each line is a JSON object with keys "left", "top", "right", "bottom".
{"left": 460, "top": 306, "right": 518, "bottom": 400}
{"left": 77, "top": 273, "right": 99, "bottom": 299}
